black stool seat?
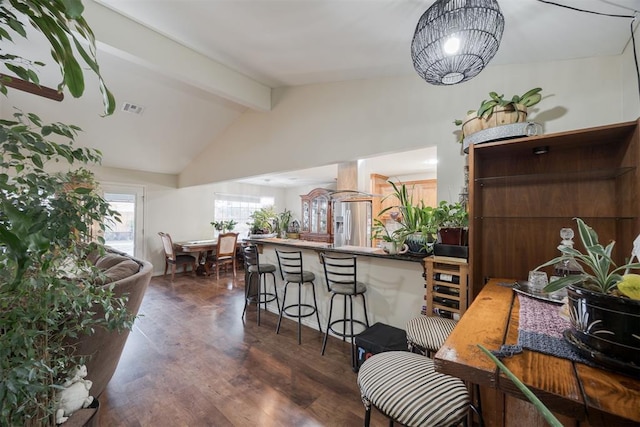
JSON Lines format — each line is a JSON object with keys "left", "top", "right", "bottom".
{"left": 247, "top": 263, "right": 276, "bottom": 274}
{"left": 357, "top": 351, "right": 470, "bottom": 427}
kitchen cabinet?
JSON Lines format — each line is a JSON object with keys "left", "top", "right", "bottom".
{"left": 371, "top": 174, "right": 437, "bottom": 219}
{"left": 300, "top": 188, "right": 332, "bottom": 243}
{"left": 468, "top": 119, "right": 640, "bottom": 299}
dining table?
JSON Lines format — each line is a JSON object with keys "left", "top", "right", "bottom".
{"left": 434, "top": 278, "right": 640, "bottom": 427}
{"left": 174, "top": 238, "right": 244, "bottom": 275}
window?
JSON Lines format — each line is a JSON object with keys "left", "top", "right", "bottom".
{"left": 213, "top": 193, "right": 274, "bottom": 237}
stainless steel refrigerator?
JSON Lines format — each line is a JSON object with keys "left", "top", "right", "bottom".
{"left": 332, "top": 199, "right": 372, "bottom": 247}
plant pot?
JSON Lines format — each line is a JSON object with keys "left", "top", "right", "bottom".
{"left": 405, "top": 233, "right": 434, "bottom": 255}
{"left": 566, "top": 284, "right": 640, "bottom": 365}
{"left": 65, "top": 398, "right": 100, "bottom": 427}
{"left": 484, "top": 103, "right": 528, "bottom": 128}
{"left": 462, "top": 104, "right": 528, "bottom": 139}
{"left": 438, "top": 227, "right": 468, "bottom": 246}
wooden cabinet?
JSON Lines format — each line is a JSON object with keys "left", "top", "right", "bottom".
{"left": 370, "top": 174, "right": 437, "bottom": 220}
{"left": 300, "top": 188, "right": 332, "bottom": 243}
{"left": 468, "top": 119, "right": 640, "bottom": 299}
{"left": 424, "top": 256, "right": 469, "bottom": 319}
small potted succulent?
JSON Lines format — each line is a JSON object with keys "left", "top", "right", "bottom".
{"left": 454, "top": 87, "right": 543, "bottom": 142}
{"left": 535, "top": 218, "right": 640, "bottom": 366}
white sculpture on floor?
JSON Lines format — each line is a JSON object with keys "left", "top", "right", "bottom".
{"left": 55, "top": 365, "right": 93, "bottom": 424}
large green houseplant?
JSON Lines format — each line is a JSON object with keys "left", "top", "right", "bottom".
{"left": 535, "top": 218, "right": 640, "bottom": 366}
{"left": 0, "top": 1, "right": 129, "bottom": 425}
{"left": 378, "top": 181, "right": 438, "bottom": 254}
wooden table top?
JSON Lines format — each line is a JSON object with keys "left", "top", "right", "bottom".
{"left": 174, "top": 239, "right": 218, "bottom": 252}
{"left": 434, "top": 279, "right": 640, "bottom": 424}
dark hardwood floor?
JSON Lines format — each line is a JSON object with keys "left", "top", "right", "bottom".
{"left": 98, "top": 269, "right": 389, "bottom": 426}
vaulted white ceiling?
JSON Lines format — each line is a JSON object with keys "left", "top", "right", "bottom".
{"left": 2, "top": 0, "right": 638, "bottom": 186}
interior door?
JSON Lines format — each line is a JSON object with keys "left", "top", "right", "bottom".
{"left": 101, "top": 184, "right": 145, "bottom": 259}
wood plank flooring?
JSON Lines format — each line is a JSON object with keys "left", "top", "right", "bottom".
{"left": 98, "top": 269, "right": 390, "bottom": 426}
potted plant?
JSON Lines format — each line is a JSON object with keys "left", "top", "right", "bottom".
{"left": 211, "top": 219, "right": 238, "bottom": 234}
{"left": 433, "top": 200, "right": 469, "bottom": 246}
{"left": 0, "top": 2, "right": 130, "bottom": 425}
{"left": 454, "top": 88, "right": 543, "bottom": 142}
{"left": 275, "top": 209, "right": 292, "bottom": 238}
{"left": 535, "top": 218, "right": 640, "bottom": 365}
{"left": 372, "top": 218, "right": 407, "bottom": 254}
{"left": 378, "top": 181, "right": 438, "bottom": 254}
{"left": 247, "top": 206, "right": 277, "bottom": 237}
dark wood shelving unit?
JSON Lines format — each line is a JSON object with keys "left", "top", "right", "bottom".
{"left": 468, "top": 119, "right": 640, "bottom": 299}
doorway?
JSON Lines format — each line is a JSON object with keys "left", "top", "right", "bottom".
{"left": 102, "top": 185, "right": 145, "bottom": 258}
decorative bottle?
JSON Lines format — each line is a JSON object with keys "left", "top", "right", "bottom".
{"left": 553, "top": 228, "right": 583, "bottom": 277}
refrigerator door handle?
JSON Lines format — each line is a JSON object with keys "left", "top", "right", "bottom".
{"left": 345, "top": 209, "right": 351, "bottom": 242}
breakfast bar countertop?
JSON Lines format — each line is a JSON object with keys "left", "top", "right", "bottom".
{"left": 246, "top": 237, "right": 426, "bottom": 263}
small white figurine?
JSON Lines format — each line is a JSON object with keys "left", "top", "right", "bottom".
{"left": 55, "top": 365, "right": 94, "bottom": 425}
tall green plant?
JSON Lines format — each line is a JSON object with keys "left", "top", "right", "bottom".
{"left": 0, "top": 1, "right": 128, "bottom": 425}
{"left": 378, "top": 181, "right": 439, "bottom": 240}
{"left": 0, "top": 0, "right": 115, "bottom": 115}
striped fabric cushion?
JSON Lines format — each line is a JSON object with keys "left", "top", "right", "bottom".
{"left": 357, "top": 351, "right": 469, "bottom": 427}
{"left": 406, "top": 316, "right": 458, "bottom": 353}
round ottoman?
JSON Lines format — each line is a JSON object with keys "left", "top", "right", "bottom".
{"left": 357, "top": 351, "right": 470, "bottom": 427}
{"left": 406, "top": 315, "right": 458, "bottom": 354}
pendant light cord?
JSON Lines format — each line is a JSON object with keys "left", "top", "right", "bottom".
{"left": 536, "top": 0, "right": 640, "bottom": 103}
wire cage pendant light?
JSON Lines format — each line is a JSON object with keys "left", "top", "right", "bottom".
{"left": 411, "top": 0, "right": 505, "bottom": 85}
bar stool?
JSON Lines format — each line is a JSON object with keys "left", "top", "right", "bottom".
{"left": 242, "top": 244, "right": 279, "bottom": 326}
{"left": 275, "top": 249, "right": 323, "bottom": 344}
{"left": 406, "top": 315, "right": 458, "bottom": 356}
{"left": 357, "top": 351, "right": 472, "bottom": 427}
{"left": 320, "top": 253, "right": 370, "bottom": 369}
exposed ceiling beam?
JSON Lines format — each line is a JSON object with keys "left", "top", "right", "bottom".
{"left": 85, "top": 0, "right": 272, "bottom": 111}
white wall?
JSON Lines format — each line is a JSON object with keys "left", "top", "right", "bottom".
{"left": 7, "top": 53, "right": 638, "bottom": 276}
{"left": 622, "top": 36, "right": 640, "bottom": 121}
{"left": 95, "top": 166, "right": 286, "bottom": 275}
{"left": 103, "top": 53, "right": 640, "bottom": 274}
{"left": 179, "top": 55, "right": 634, "bottom": 205}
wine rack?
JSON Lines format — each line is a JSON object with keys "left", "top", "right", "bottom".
{"left": 423, "top": 256, "right": 469, "bottom": 320}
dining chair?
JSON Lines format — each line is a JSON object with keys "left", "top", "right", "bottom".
{"left": 158, "top": 232, "right": 197, "bottom": 281}
{"left": 206, "top": 232, "right": 239, "bottom": 280}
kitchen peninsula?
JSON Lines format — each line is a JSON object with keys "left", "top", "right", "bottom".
{"left": 247, "top": 237, "right": 426, "bottom": 331}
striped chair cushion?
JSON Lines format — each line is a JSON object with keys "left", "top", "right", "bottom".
{"left": 406, "top": 316, "right": 458, "bottom": 353}
{"left": 357, "top": 351, "right": 469, "bottom": 427}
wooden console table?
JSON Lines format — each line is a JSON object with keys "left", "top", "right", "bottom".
{"left": 434, "top": 279, "right": 640, "bottom": 426}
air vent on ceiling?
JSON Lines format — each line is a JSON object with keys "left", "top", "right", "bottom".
{"left": 121, "top": 102, "right": 145, "bottom": 115}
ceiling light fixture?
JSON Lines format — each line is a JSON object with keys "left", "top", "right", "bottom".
{"left": 411, "top": 0, "right": 505, "bottom": 86}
